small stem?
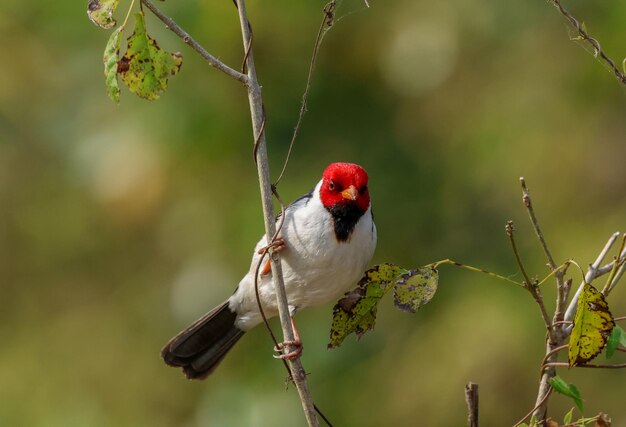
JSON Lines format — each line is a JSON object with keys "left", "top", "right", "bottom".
{"left": 275, "top": 0, "right": 337, "bottom": 186}
{"left": 602, "top": 234, "right": 626, "bottom": 296}
{"left": 141, "top": 0, "right": 248, "bottom": 84}
{"left": 539, "top": 344, "right": 568, "bottom": 373}
{"left": 505, "top": 221, "right": 533, "bottom": 286}
{"left": 465, "top": 382, "right": 479, "bottom": 427}
{"left": 549, "top": 0, "right": 626, "bottom": 86}
{"left": 605, "top": 261, "right": 626, "bottom": 296}
{"left": 544, "top": 362, "right": 626, "bottom": 369}
{"left": 430, "top": 259, "right": 524, "bottom": 287}
{"left": 122, "top": 0, "right": 136, "bottom": 27}
{"left": 519, "top": 178, "right": 558, "bottom": 270}
{"left": 506, "top": 221, "right": 555, "bottom": 342}
{"left": 512, "top": 386, "right": 552, "bottom": 427}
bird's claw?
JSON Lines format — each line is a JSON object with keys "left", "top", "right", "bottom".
{"left": 273, "top": 340, "right": 303, "bottom": 360}
{"left": 258, "top": 237, "right": 286, "bottom": 255}
{"left": 259, "top": 238, "right": 286, "bottom": 276}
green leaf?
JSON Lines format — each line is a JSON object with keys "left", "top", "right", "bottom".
{"left": 605, "top": 325, "right": 626, "bottom": 359}
{"left": 568, "top": 283, "right": 614, "bottom": 366}
{"left": 549, "top": 376, "right": 583, "bottom": 412}
{"left": 103, "top": 26, "right": 124, "bottom": 103}
{"left": 118, "top": 13, "right": 183, "bottom": 101}
{"left": 393, "top": 267, "right": 438, "bottom": 313}
{"left": 563, "top": 407, "right": 574, "bottom": 425}
{"left": 87, "top": 0, "right": 121, "bottom": 29}
{"left": 328, "top": 264, "right": 406, "bottom": 349}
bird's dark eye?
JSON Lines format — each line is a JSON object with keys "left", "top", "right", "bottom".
{"left": 329, "top": 180, "right": 342, "bottom": 191}
{"left": 359, "top": 185, "right": 368, "bottom": 194}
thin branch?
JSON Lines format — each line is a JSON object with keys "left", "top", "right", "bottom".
{"left": 539, "top": 344, "right": 568, "bottom": 373}
{"left": 519, "top": 178, "right": 567, "bottom": 424}
{"left": 233, "top": 0, "right": 320, "bottom": 425}
{"left": 549, "top": 0, "right": 626, "bottom": 86}
{"left": 506, "top": 221, "right": 555, "bottom": 343}
{"left": 605, "top": 260, "right": 626, "bottom": 296}
{"left": 513, "top": 386, "right": 552, "bottom": 427}
{"left": 141, "top": 0, "right": 248, "bottom": 84}
{"left": 465, "top": 382, "right": 479, "bottom": 427}
{"left": 602, "top": 234, "right": 626, "bottom": 296}
{"left": 505, "top": 221, "right": 534, "bottom": 286}
{"left": 275, "top": 0, "right": 337, "bottom": 185}
{"left": 544, "top": 362, "right": 626, "bottom": 369}
{"left": 520, "top": 178, "right": 558, "bottom": 271}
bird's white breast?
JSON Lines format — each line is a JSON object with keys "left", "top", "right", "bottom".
{"left": 230, "top": 180, "right": 377, "bottom": 331}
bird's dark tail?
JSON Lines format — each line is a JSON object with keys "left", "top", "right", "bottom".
{"left": 161, "top": 301, "right": 244, "bottom": 380}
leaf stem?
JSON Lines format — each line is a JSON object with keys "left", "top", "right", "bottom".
{"left": 602, "top": 234, "right": 626, "bottom": 296}
{"left": 430, "top": 259, "right": 524, "bottom": 287}
{"left": 122, "top": 0, "right": 136, "bottom": 28}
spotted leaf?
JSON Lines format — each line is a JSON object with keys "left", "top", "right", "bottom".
{"left": 328, "top": 264, "right": 405, "bottom": 349}
{"left": 568, "top": 283, "right": 615, "bottom": 366}
{"left": 393, "top": 267, "right": 438, "bottom": 313}
{"left": 118, "top": 13, "right": 182, "bottom": 101}
{"left": 103, "top": 26, "right": 123, "bottom": 102}
{"left": 87, "top": 0, "right": 120, "bottom": 29}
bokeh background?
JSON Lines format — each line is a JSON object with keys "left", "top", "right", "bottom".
{"left": 1, "top": 0, "right": 625, "bottom": 425}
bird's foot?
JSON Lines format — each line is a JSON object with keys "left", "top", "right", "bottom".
{"left": 273, "top": 316, "right": 302, "bottom": 360}
{"left": 257, "top": 237, "right": 286, "bottom": 255}
{"left": 258, "top": 237, "right": 286, "bottom": 276}
{"left": 273, "top": 340, "right": 303, "bottom": 360}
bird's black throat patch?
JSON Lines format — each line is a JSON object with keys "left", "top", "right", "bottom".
{"left": 326, "top": 203, "right": 366, "bottom": 242}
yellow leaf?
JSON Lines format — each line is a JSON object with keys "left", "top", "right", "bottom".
{"left": 568, "top": 283, "right": 614, "bottom": 366}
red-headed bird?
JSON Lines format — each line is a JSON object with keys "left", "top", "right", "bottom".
{"left": 162, "top": 162, "right": 377, "bottom": 379}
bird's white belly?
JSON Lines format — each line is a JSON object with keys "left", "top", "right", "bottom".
{"left": 231, "top": 206, "right": 376, "bottom": 331}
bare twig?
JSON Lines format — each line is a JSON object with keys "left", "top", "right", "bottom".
{"left": 539, "top": 344, "right": 568, "bottom": 373}
{"left": 544, "top": 362, "right": 626, "bottom": 369}
{"left": 519, "top": 178, "right": 566, "bottom": 425}
{"left": 513, "top": 386, "right": 552, "bottom": 427}
{"left": 506, "top": 221, "right": 555, "bottom": 343}
{"left": 520, "top": 178, "right": 559, "bottom": 271}
{"left": 602, "top": 234, "right": 626, "bottom": 296}
{"left": 233, "top": 1, "right": 320, "bottom": 425}
{"left": 465, "top": 382, "right": 479, "bottom": 427}
{"left": 275, "top": 0, "right": 337, "bottom": 185}
{"left": 141, "top": 0, "right": 248, "bottom": 84}
{"left": 605, "top": 261, "right": 626, "bottom": 296}
{"left": 549, "top": 0, "right": 626, "bottom": 86}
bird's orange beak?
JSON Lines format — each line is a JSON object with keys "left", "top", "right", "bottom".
{"left": 341, "top": 185, "right": 358, "bottom": 201}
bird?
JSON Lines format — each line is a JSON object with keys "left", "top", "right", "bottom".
{"left": 161, "top": 162, "right": 377, "bottom": 379}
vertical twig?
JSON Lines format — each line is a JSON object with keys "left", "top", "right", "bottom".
{"left": 233, "top": 1, "right": 320, "bottom": 425}
{"left": 465, "top": 382, "right": 479, "bottom": 427}
{"left": 505, "top": 221, "right": 555, "bottom": 343}
{"left": 519, "top": 178, "right": 563, "bottom": 426}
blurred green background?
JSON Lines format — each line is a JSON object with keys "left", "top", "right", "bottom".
{"left": 1, "top": 0, "right": 625, "bottom": 425}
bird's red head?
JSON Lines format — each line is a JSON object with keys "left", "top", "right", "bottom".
{"left": 319, "top": 162, "right": 370, "bottom": 212}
